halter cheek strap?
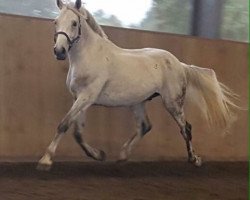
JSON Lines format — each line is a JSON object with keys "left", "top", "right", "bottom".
{"left": 54, "top": 15, "right": 82, "bottom": 51}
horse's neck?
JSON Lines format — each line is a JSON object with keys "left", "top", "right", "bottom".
{"left": 68, "top": 24, "right": 120, "bottom": 67}
{"left": 68, "top": 24, "right": 98, "bottom": 62}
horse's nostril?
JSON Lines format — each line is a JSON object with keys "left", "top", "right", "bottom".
{"left": 54, "top": 47, "right": 66, "bottom": 60}
{"left": 54, "top": 47, "right": 66, "bottom": 55}
{"left": 62, "top": 47, "right": 66, "bottom": 54}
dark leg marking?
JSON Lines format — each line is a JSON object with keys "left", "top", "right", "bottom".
{"left": 82, "top": 147, "right": 94, "bottom": 159}
{"left": 74, "top": 132, "right": 103, "bottom": 160}
{"left": 57, "top": 123, "right": 69, "bottom": 133}
{"left": 185, "top": 121, "right": 192, "bottom": 141}
{"left": 141, "top": 121, "right": 152, "bottom": 136}
{"left": 181, "top": 121, "right": 202, "bottom": 167}
{"left": 74, "top": 131, "right": 83, "bottom": 143}
{"left": 176, "top": 86, "right": 186, "bottom": 107}
{"left": 73, "top": 125, "right": 92, "bottom": 158}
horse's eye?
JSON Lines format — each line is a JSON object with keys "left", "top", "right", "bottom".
{"left": 72, "top": 21, "right": 77, "bottom": 27}
{"left": 54, "top": 20, "right": 57, "bottom": 25}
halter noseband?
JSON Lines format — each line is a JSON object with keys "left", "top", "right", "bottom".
{"left": 54, "top": 15, "right": 82, "bottom": 51}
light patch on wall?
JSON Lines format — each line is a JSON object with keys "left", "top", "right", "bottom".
{"left": 71, "top": 0, "right": 153, "bottom": 25}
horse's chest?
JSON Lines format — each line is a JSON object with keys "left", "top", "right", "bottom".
{"left": 67, "top": 74, "right": 89, "bottom": 95}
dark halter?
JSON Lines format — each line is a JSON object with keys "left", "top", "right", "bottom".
{"left": 54, "top": 15, "right": 82, "bottom": 51}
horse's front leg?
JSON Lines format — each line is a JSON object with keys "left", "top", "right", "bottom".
{"left": 37, "top": 94, "right": 93, "bottom": 171}
{"left": 73, "top": 110, "right": 106, "bottom": 161}
{"left": 37, "top": 86, "right": 102, "bottom": 171}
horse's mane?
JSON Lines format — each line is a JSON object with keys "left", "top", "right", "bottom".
{"left": 66, "top": 3, "right": 108, "bottom": 39}
{"left": 85, "top": 9, "right": 108, "bottom": 39}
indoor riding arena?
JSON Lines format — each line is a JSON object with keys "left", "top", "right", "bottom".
{"left": 0, "top": 1, "right": 248, "bottom": 200}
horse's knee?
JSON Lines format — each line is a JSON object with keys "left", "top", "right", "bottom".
{"left": 57, "top": 122, "right": 69, "bottom": 133}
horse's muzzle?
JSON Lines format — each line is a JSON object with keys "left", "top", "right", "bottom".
{"left": 54, "top": 47, "right": 66, "bottom": 60}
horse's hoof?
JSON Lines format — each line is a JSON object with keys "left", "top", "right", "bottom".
{"left": 117, "top": 150, "right": 128, "bottom": 164}
{"left": 37, "top": 155, "right": 53, "bottom": 171}
{"left": 194, "top": 156, "right": 202, "bottom": 167}
{"left": 189, "top": 155, "right": 202, "bottom": 167}
{"left": 36, "top": 163, "right": 52, "bottom": 171}
{"left": 118, "top": 149, "right": 128, "bottom": 162}
{"left": 98, "top": 150, "right": 106, "bottom": 161}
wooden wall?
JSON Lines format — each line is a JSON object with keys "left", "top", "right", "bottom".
{"left": 0, "top": 14, "right": 248, "bottom": 162}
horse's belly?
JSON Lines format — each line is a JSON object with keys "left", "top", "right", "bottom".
{"left": 95, "top": 84, "right": 157, "bottom": 106}
{"left": 95, "top": 94, "right": 137, "bottom": 106}
{"left": 95, "top": 67, "right": 162, "bottom": 106}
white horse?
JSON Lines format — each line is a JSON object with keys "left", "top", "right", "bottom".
{"left": 37, "top": 0, "right": 238, "bottom": 171}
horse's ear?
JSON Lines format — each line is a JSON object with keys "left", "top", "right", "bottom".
{"left": 56, "top": 0, "right": 63, "bottom": 9}
{"left": 75, "top": 0, "right": 82, "bottom": 10}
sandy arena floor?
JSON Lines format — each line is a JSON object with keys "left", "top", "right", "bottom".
{"left": 0, "top": 161, "right": 247, "bottom": 200}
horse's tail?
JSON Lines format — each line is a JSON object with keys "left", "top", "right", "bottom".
{"left": 183, "top": 64, "right": 239, "bottom": 130}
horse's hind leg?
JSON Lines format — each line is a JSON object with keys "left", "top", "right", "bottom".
{"left": 73, "top": 111, "right": 106, "bottom": 161}
{"left": 118, "top": 103, "right": 152, "bottom": 162}
{"left": 162, "top": 94, "right": 202, "bottom": 167}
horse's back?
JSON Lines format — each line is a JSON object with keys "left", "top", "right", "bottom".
{"left": 120, "top": 47, "right": 186, "bottom": 86}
